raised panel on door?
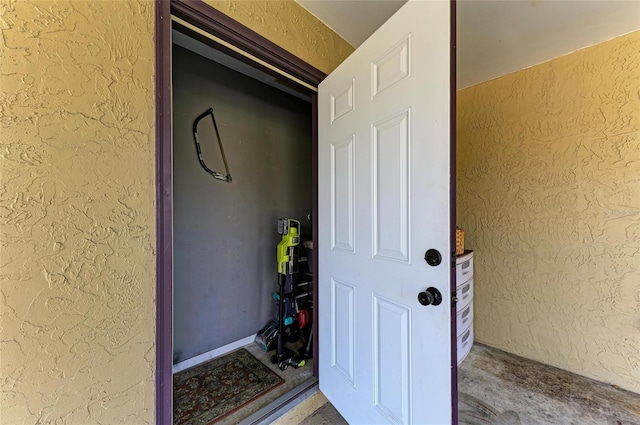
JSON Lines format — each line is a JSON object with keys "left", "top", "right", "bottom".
{"left": 331, "top": 278, "right": 356, "bottom": 386}
{"left": 331, "top": 136, "right": 355, "bottom": 253}
{"left": 373, "top": 295, "right": 412, "bottom": 424}
{"left": 373, "top": 110, "right": 410, "bottom": 263}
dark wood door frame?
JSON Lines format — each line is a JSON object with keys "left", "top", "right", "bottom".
{"left": 449, "top": 2, "right": 458, "bottom": 424}
{"left": 155, "top": 1, "right": 325, "bottom": 423}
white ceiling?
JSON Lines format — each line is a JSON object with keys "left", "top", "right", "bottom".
{"left": 297, "top": 0, "right": 406, "bottom": 47}
{"left": 296, "top": 0, "right": 640, "bottom": 89}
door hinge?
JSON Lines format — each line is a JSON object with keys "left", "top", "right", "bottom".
{"left": 451, "top": 251, "right": 456, "bottom": 268}
{"left": 451, "top": 290, "right": 458, "bottom": 306}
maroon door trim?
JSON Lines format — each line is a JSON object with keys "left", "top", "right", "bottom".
{"left": 155, "top": 2, "right": 325, "bottom": 424}
{"left": 311, "top": 93, "right": 319, "bottom": 378}
{"left": 155, "top": 1, "right": 172, "bottom": 423}
{"left": 450, "top": 0, "right": 459, "bottom": 424}
{"left": 171, "top": 0, "right": 326, "bottom": 88}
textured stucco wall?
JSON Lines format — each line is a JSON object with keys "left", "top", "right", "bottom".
{"left": 457, "top": 31, "right": 640, "bottom": 392}
{"left": 202, "top": 0, "right": 354, "bottom": 74}
{"left": 0, "top": 1, "right": 156, "bottom": 423}
{"left": 0, "top": 0, "right": 352, "bottom": 423}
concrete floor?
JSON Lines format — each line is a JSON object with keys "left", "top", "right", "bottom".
{"left": 274, "top": 343, "right": 640, "bottom": 425}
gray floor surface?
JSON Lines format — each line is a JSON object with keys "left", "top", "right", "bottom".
{"left": 299, "top": 343, "right": 640, "bottom": 425}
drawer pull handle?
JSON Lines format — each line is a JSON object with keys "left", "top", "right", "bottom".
{"left": 461, "top": 284, "right": 471, "bottom": 294}
{"left": 462, "top": 330, "right": 471, "bottom": 343}
{"left": 461, "top": 261, "right": 470, "bottom": 270}
{"left": 462, "top": 307, "right": 471, "bottom": 319}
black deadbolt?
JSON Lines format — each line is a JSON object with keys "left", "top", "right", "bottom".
{"left": 424, "top": 249, "right": 442, "bottom": 266}
{"left": 418, "top": 287, "right": 443, "bottom": 306}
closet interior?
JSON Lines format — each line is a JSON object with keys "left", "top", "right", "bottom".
{"left": 171, "top": 25, "right": 316, "bottom": 424}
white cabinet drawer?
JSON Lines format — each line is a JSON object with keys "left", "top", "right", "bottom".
{"left": 456, "top": 257, "right": 473, "bottom": 285}
{"left": 456, "top": 278, "right": 473, "bottom": 310}
{"left": 456, "top": 302, "right": 473, "bottom": 337}
{"left": 457, "top": 325, "right": 474, "bottom": 365}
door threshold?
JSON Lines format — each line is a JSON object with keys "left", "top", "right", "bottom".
{"left": 238, "top": 377, "right": 319, "bottom": 425}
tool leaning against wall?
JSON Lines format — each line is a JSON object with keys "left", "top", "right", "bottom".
{"left": 254, "top": 218, "right": 313, "bottom": 371}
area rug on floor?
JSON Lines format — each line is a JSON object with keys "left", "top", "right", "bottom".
{"left": 173, "top": 348, "right": 284, "bottom": 425}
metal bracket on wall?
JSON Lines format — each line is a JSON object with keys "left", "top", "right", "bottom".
{"left": 192, "top": 107, "right": 232, "bottom": 182}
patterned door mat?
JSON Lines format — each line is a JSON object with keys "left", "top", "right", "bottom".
{"left": 173, "top": 348, "right": 284, "bottom": 425}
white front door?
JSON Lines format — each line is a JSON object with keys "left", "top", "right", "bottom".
{"left": 318, "top": 1, "right": 454, "bottom": 423}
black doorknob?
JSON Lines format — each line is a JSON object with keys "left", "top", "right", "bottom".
{"left": 424, "top": 249, "right": 442, "bottom": 266}
{"left": 417, "top": 287, "right": 442, "bottom": 306}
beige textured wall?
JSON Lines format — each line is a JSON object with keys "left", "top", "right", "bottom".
{"left": 457, "top": 31, "right": 640, "bottom": 392}
{"left": 0, "top": 1, "right": 352, "bottom": 423}
{"left": 202, "top": 0, "right": 354, "bottom": 74}
{"left": 0, "top": 1, "right": 156, "bottom": 423}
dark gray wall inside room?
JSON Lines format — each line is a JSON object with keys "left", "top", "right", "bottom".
{"left": 172, "top": 45, "right": 312, "bottom": 363}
